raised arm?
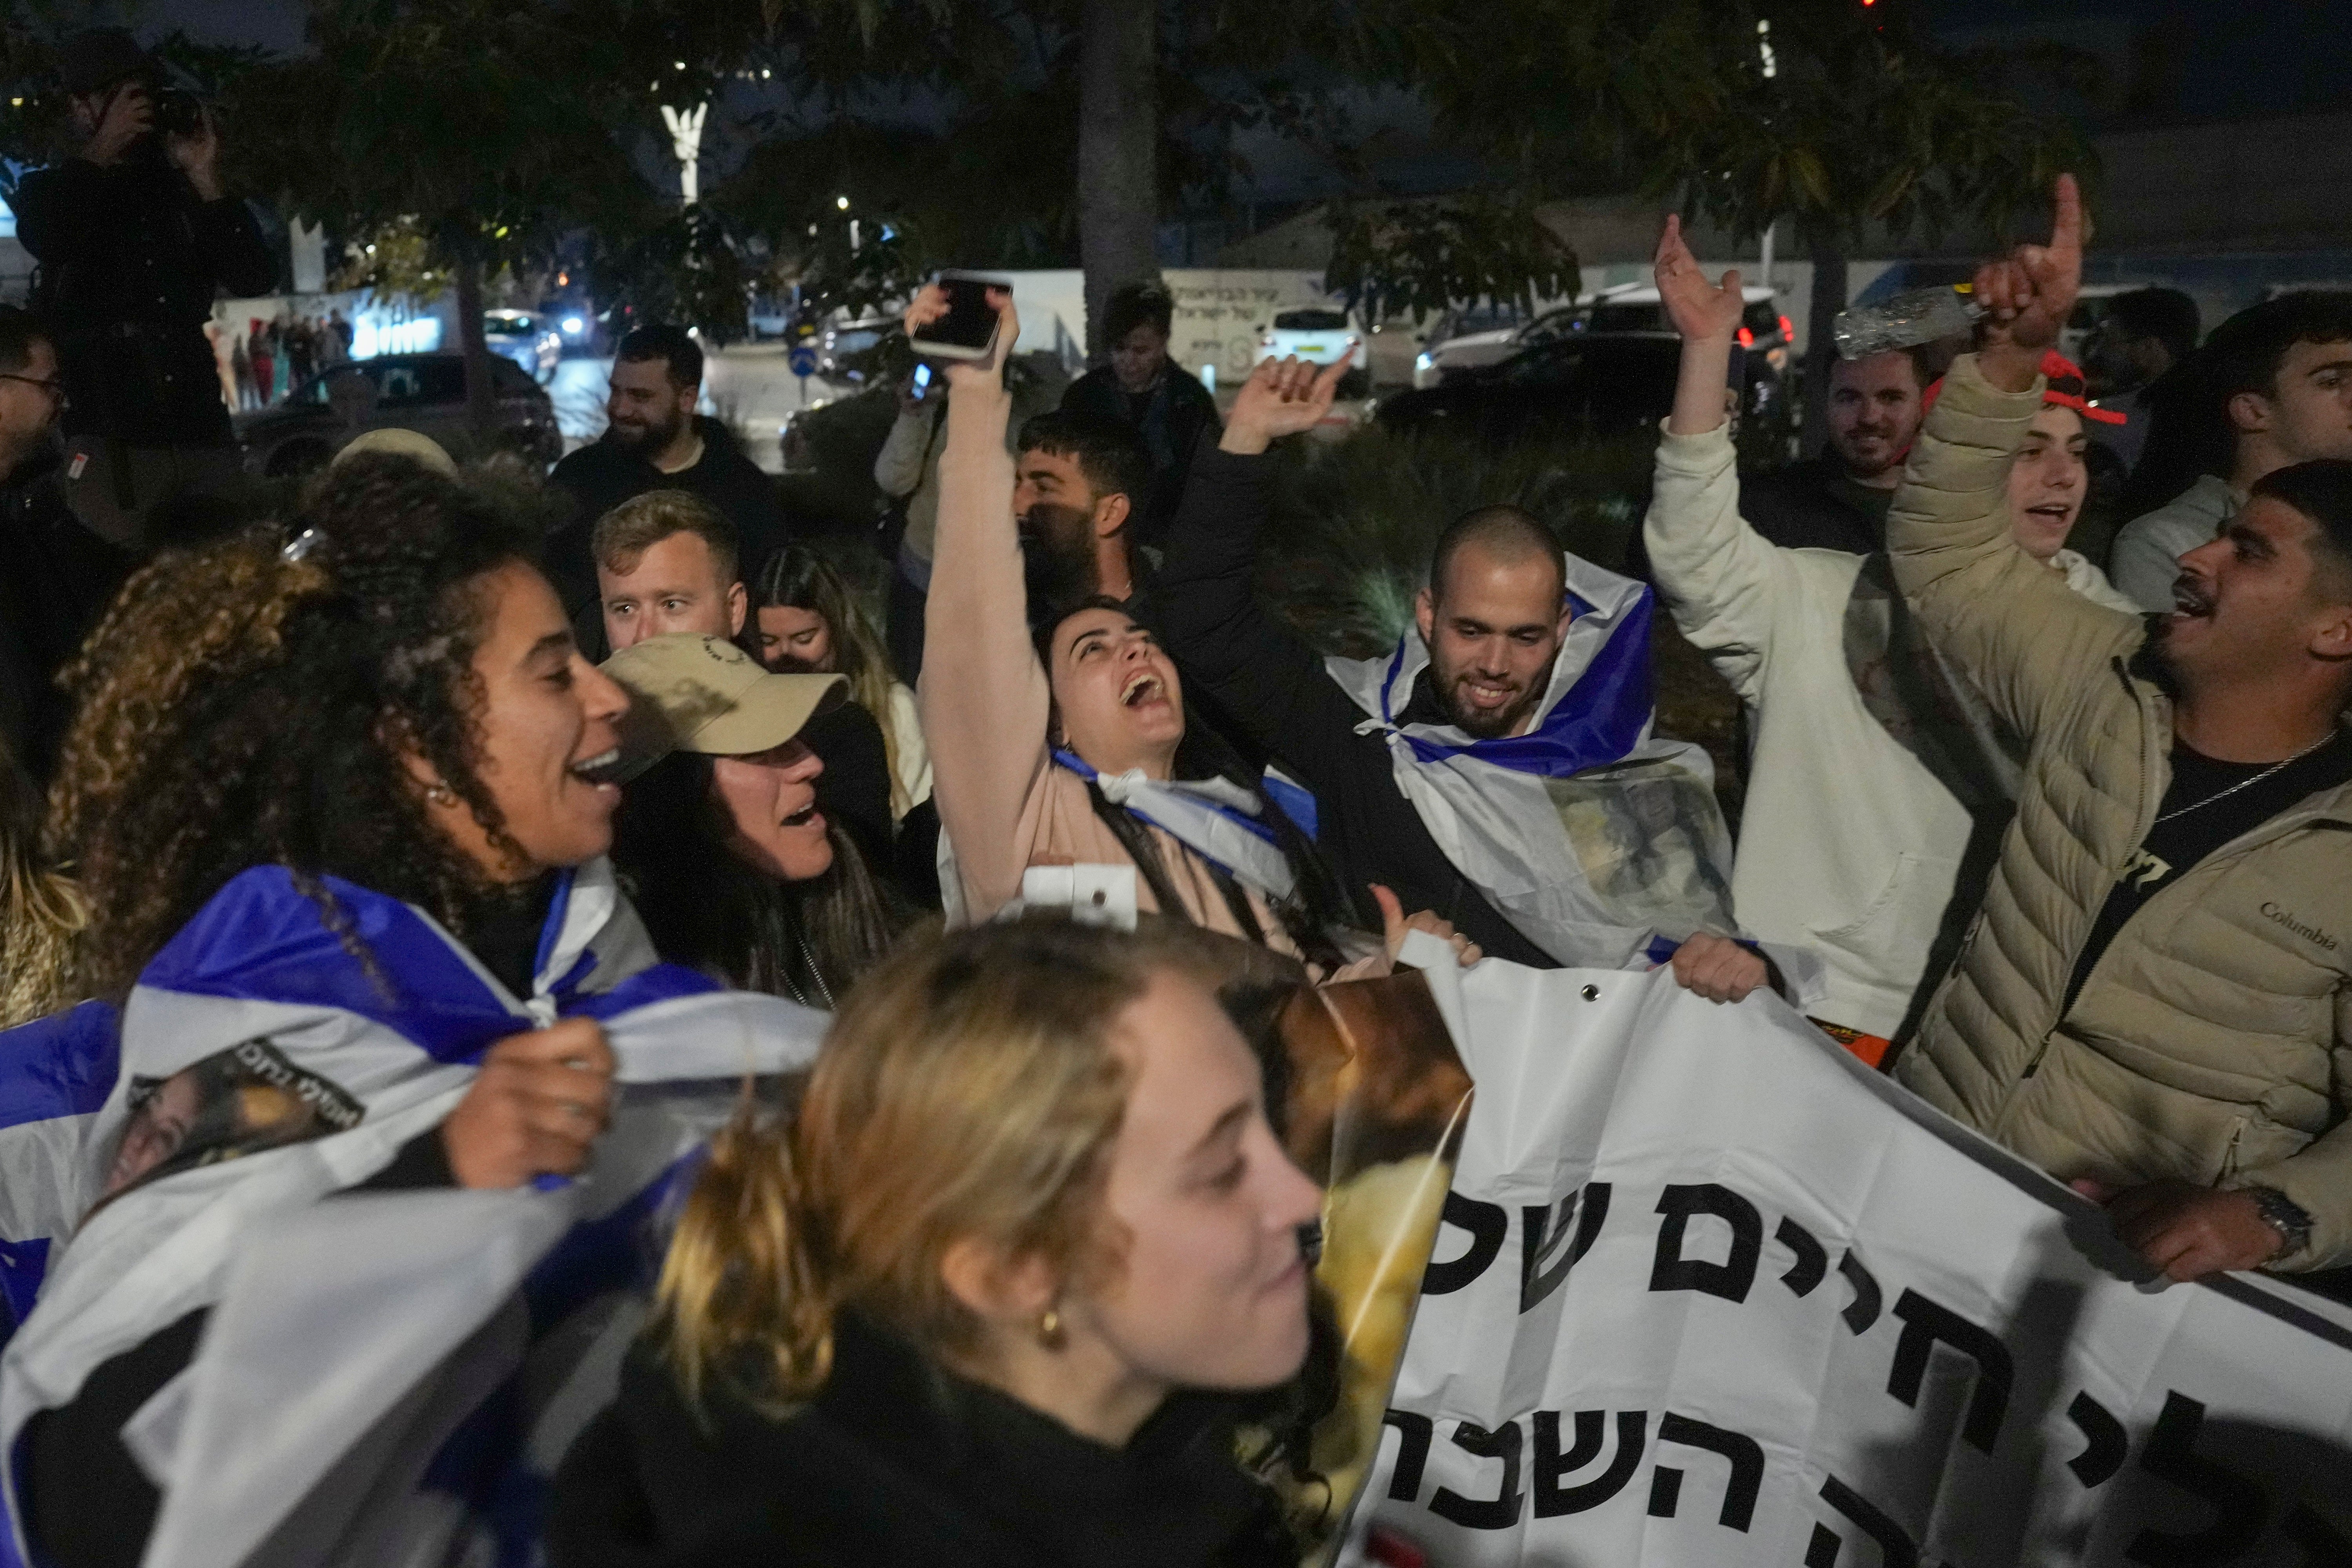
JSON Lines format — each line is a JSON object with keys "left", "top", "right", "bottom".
{"left": 873, "top": 385, "right": 936, "bottom": 499}
{"left": 1884, "top": 176, "right": 2140, "bottom": 740}
{"left": 1154, "top": 352, "right": 1386, "bottom": 797}
{"left": 1643, "top": 217, "right": 1804, "bottom": 703}
{"left": 913, "top": 287, "right": 1053, "bottom": 918}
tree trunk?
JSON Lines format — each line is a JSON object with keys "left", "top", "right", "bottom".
{"left": 1800, "top": 232, "right": 1847, "bottom": 459}
{"left": 1076, "top": 0, "right": 1159, "bottom": 361}
{"left": 454, "top": 243, "right": 496, "bottom": 452}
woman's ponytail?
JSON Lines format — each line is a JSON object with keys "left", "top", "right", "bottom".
{"left": 654, "top": 1092, "right": 835, "bottom": 1416}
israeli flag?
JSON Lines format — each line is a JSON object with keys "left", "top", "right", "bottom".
{"left": 1325, "top": 554, "right": 1742, "bottom": 969}
{"left": 0, "top": 859, "right": 826, "bottom": 1568}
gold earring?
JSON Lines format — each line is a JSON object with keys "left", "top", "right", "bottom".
{"left": 1036, "top": 1305, "right": 1065, "bottom": 1350}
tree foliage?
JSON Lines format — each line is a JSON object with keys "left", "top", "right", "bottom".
{"left": 1325, "top": 192, "right": 1581, "bottom": 324}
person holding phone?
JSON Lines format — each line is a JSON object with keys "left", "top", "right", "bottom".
{"left": 15, "top": 28, "right": 275, "bottom": 550}
{"left": 874, "top": 287, "right": 1057, "bottom": 684}
{"left": 913, "top": 281, "right": 1479, "bottom": 980}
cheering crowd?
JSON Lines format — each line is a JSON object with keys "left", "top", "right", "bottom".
{"left": 0, "top": 54, "right": 2349, "bottom": 1558}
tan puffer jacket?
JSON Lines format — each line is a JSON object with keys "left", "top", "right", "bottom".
{"left": 1887, "top": 354, "right": 2352, "bottom": 1271}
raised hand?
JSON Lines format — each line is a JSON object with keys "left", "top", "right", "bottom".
{"left": 79, "top": 83, "right": 152, "bottom": 167}
{"left": 1220, "top": 348, "right": 1354, "bottom": 456}
{"left": 165, "top": 104, "right": 223, "bottom": 198}
{"left": 1653, "top": 216, "right": 1746, "bottom": 344}
{"left": 901, "top": 283, "right": 1018, "bottom": 394}
{"left": 1973, "top": 173, "right": 2085, "bottom": 362}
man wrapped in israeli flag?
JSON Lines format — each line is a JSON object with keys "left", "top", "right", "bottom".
{"left": 0, "top": 859, "right": 823, "bottom": 1568}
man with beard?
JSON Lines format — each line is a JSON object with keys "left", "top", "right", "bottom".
{"left": 545, "top": 324, "right": 784, "bottom": 639}
{"left": 1010, "top": 409, "right": 1151, "bottom": 619}
{"left": 1887, "top": 175, "right": 2352, "bottom": 1284}
{"left": 1739, "top": 346, "right": 1937, "bottom": 555}
{"left": 1157, "top": 353, "right": 1762, "bottom": 994}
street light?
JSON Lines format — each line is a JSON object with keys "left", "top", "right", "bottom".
{"left": 836, "top": 195, "right": 850, "bottom": 211}
{"left": 662, "top": 101, "right": 709, "bottom": 206}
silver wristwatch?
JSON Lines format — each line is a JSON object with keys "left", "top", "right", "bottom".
{"left": 2245, "top": 1185, "right": 2314, "bottom": 1259}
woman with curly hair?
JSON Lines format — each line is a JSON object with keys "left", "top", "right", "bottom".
{"left": 747, "top": 545, "right": 931, "bottom": 823}
{"left": 16, "top": 455, "right": 643, "bottom": 1568}
{"left": 549, "top": 916, "right": 1325, "bottom": 1568}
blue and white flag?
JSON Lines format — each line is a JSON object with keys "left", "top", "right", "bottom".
{"left": 0, "top": 858, "right": 826, "bottom": 1568}
{"left": 1053, "top": 748, "right": 1298, "bottom": 901}
{"left": 0, "top": 1000, "right": 122, "bottom": 1334}
{"left": 1327, "top": 554, "right": 1739, "bottom": 970}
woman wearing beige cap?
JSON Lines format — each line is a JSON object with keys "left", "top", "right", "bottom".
{"left": 603, "top": 633, "right": 907, "bottom": 1006}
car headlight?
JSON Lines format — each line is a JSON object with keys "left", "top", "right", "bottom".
{"left": 1415, "top": 352, "right": 1433, "bottom": 370}
{"left": 562, "top": 316, "right": 584, "bottom": 336}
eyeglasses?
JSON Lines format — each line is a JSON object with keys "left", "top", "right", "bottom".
{"left": 0, "top": 374, "right": 68, "bottom": 410}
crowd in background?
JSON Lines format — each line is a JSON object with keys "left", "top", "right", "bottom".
{"left": 3, "top": 24, "right": 2352, "bottom": 1566}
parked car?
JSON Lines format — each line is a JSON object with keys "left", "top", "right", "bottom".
{"left": 1410, "top": 303, "right": 1537, "bottom": 388}
{"left": 236, "top": 354, "right": 563, "bottom": 477}
{"left": 819, "top": 313, "right": 900, "bottom": 382}
{"left": 1254, "top": 307, "right": 1371, "bottom": 396}
{"left": 483, "top": 310, "right": 563, "bottom": 383}
{"left": 1416, "top": 282, "right": 1791, "bottom": 389}
{"left": 1377, "top": 335, "right": 1692, "bottom": 445}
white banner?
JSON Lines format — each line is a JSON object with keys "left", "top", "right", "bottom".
{"left": 1357, "top": 957, "right": 2352, "bottom": 1566}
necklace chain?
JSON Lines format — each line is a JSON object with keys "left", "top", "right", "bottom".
{"left": 2152, "top": 731, "right": 2339, "bottom": 827}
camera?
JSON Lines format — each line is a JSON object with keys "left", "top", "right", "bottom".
{"left": 150, "top": 86, "right": 204, "bottom": 140}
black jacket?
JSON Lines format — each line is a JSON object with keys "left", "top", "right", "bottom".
{"left": 15, "top": 158, "right": 275, "bottom": 444}
{"left": 544, "top": 419, "right": 786, "bottom": 626}
{"left": 548, "top": 1314, "right": 1297, "bottom": 1568}
{"left": 0, "top": 447, "right": 131, "bottom": 778}
{"left": 1735, "top": 456, "right": 1893, "bottom": 555}
{"left": 1153, "top": 446, "right": 1556, "bottom": 968}
{"left": 1060, "top": 365, "right": 1221, "bottom": 549}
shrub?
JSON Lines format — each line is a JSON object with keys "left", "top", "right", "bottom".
{"left": 1256, "top": 424, "right": 1655, "bottom": 657}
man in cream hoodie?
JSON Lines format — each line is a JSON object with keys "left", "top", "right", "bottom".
{"left": 1641, "top": 216, "right": 2137, "bottom": 1060}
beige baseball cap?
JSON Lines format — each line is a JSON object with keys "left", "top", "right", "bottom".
{"left": 330, "top": 426, "right": 459, "bottom": 477}
{"left": 602, "top": 634, "right": 845, "bottom": 764}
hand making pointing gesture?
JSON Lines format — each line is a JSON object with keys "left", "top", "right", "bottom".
{"left": 1973, "top": 172, "right": 2086, "bottom": 390}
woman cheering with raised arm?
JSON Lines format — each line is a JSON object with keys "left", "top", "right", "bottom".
{"left": 913, "top": 283, "right": 1472, "bottom": 976}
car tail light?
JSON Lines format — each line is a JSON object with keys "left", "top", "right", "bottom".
{"left": 1779, "top": 314, "right": 1794, "bottom": 339}
{"left": 1737, "top": 327, "right": 1755, "bottom": 347}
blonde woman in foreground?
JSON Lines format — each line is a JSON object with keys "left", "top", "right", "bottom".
{"left": 547, "top": 916, "right": 1328, "bottom": 1568}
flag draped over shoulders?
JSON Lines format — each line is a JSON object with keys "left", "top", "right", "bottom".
{"left": 1325, "top": 555, "right": 1738, "bottom": 969}
{"left": 0, "top": 858, "right": 826, "bottom": 1568}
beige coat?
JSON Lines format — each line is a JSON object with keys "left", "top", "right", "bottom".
{"left": 1888, "top": 354, "right": 2352, "bottom": 1270}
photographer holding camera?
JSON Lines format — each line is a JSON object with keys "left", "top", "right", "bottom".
{"left": 14, "top": 28, "right": 276, "bottom": 550}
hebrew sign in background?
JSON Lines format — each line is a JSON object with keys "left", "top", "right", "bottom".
{"left": 1358, "top": 955, "right": 2352, "bottom": 1566}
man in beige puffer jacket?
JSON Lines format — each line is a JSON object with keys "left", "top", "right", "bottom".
{"left": 1890, "top": 177, "right": 2352, "bottom": 1281}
